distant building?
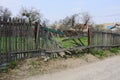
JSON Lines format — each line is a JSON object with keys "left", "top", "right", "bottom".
{"left": 105, "top": 24, "right": 120, "bottom": 32}
{"left": 74, "top": 24, "right": 89, "bottom": 32}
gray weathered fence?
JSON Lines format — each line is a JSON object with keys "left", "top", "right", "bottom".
{"left": 0, "top": 17, "right": 42, "bottom": 65}
{"left": 0, "top": 17, "right": 63, "bottom": 66}
{"left": 1, "top": 16, "right": 120, "bottom": 67}
{"left": 89, "top": 29, "right": 120, "bottom": 48}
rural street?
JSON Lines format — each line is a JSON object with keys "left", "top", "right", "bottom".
{"left": 23, "top": 56, "right": 120, "bottom": 80}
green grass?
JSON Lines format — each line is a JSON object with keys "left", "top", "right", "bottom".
{"left": 90, "top": 49, "right": 107, "bottom": 58}
{"left": 81, "top": 37, "right": 88, "bottom": 46}
{"left": 8, "top": 61, "right": 18, "bottom": 69}
{"left": 109, "top": 48, "right": 119, "bottom": 54}
{"left": 90, "top": 47, "right": 120, "bottom": 59}
{"left": 60, "top": 37, "right": 88, "bottom": 48}
{"left": 0, "top": 60, "right": 19, "bottom": 73}
{"left": 0, "top": 36, "right": 88, "bottom": 53}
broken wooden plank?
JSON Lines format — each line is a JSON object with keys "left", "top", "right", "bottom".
{"left": 45, "top": 46, "right": 86, "bottom": 53}
{"left": 65, "top": 51, "right": 72, "bottom": 55}
{"left": 62, "top": 35, "right": 86, "bottom": 42}
{"left": 58, "top": 52, "right": 65, "bottom": 57}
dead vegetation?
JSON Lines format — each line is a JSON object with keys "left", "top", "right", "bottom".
{"left": 0, "top": 54, "right": 99, "bottom": 80}
{"left": 1, "top": 48, "right": 120, "bottom": 80}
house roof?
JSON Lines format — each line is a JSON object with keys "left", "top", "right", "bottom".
{"left": 106, "top": 26, "right": 114, "bottom": 29}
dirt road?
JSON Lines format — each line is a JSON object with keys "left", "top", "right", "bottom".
{"left": 23, "top": 56, "right": 120, "bottom": 80}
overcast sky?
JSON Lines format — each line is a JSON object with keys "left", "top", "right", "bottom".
{"left": 0, "top": 0, "right": 120, "bottom": 24}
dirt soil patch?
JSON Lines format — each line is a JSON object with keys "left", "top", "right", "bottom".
{"left": 0, "top": 54, "right": 99, "bottom": 80}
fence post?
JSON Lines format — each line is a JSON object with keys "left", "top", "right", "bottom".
{"left": 88, "top": 28, "right": 91, "bottom": 46}
{"left": 34, "top": 21, "right": 40, "bottom": 49}
{"left": 87, "top": 28, "right": 91, "bottom": 53}
{"left": 0, "top": 17, "right": 1, "bottom": 54}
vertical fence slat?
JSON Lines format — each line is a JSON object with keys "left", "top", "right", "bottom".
{"left": 0, "top": 17, "right": 41, "bottom": 66}
{"left": 91, "top": 30, "right": 120, "bottom": 48}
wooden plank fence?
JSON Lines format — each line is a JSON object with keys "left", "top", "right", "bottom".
{"left": 89, "top": 28, "right": 120, "bottom": 48}
{"left": 1, "top": 16, "right": 120, "bottom": 67}
{"left": 0, "top": 16, "right": 63, "bottom": 66}
{"left": 0, "top": 17, "right": 42, "bottom": 66}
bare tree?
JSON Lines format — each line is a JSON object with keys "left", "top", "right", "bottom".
{"left": 81, "top": 12, "right": 91, "bottom": 27}
{"left": 74, "top": 12, "right": 92, "bottom": 33}
{"left": 63, "top": 14, "right": 79, "bottom": 28}
{"left": 0, "top": 6, "right": 12, "bottom": 18}
{"left": 56, "top": 12, "right": 92, "bottom": 32}
{"left": 60, "top": 16, "right": 71, "bottom": 28}
{"left": 18, "top": 7, "right": 42, "bottom": 22}
{"left": 56, "top": 14, "right": 79, "bottom": 30}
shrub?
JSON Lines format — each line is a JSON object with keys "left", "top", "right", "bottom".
{"left": 0, "top": 66, "right": 8, "bottom": 73}
{"left": 90, "top": 49, "right": 107, "bottom": 58}
{"left": 109, "top": 48, "right": 119, "bottom": 54}
{"left": 9, "top": 61, "right": 18, "bottom": 69}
